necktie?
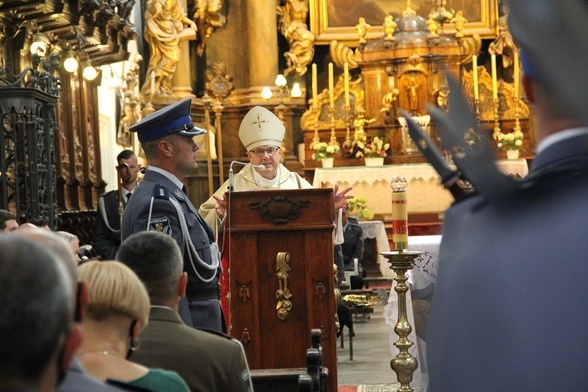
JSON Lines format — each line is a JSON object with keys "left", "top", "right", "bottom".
{"left": 127, "top": 193, "right": 132, "bottom": 202}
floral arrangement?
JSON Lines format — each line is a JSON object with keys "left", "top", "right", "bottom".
{"left": 496, "top": 130, "right": 525, "bottom": 151}
{"left": 347, "top": 196, "right": 375, "bottom": 221}
{"left": 311, "top": 141, "right": 340, "bottom": 161}
{"left": 355, "top": 136, "right": 390, "bottom": 158}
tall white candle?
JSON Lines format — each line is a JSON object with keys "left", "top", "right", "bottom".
{"left": 344, "top": 63, "right": 350, "bottom": 107}
{"left": 472, "top": 55, "right": 479, "bottom": 100}
{"left": 513, "top": 50, "right": 520, "bottom": 98}
{"left": 328, "top": 62, "right": 334, "bottom": 108}
{"left": 312, "top": 63, "right": 318, "bottom": 109}
{"left": 150, "top": 71, "right": 155, "bottom": 96}
{"left": 491, "top": 54, "right": 498, "bottom": 100}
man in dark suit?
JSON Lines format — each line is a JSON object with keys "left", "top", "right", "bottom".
{"left": 93, "top": 150, "right": 141, "bottom": 260}
{"left": 426, "top": 1, "right": 588, "bottom": 391}
{"left": 116, "top": 231, "right": 252, "bottom": 392}
{"left": 121, "top": 98, "right": 222, "bottom": 332}
{"left": 341, "top": 207, "right": 364, "bottom": 289}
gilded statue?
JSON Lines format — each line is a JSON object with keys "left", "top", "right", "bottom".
{"left": 277, "top": 0, "right": 315, "bottom": 76}
{"left": 193, "top": 0, "right": 226, "bottom": 56}
{"left": 383, "top": 15, "right": 397, "bottom": 42}
{"left": 426, "top": 17, "right": 438, "bottom": 38}
{"left": 118, "top": 56, "right": 143, "bottom": 147}
{"left": 489, "top": 3, "right": 515, "bottom": 68}
{"left": 141, "top": 0, "right": 197, "bottom": 97}
{"left": 404, "top": 76, "right": 421, "bottom": 113}
{"left": 451, "top": 10, "right": 467, "bottom": 38}
{"left": 355, "top": 17, "right": 370, "bottom": 45}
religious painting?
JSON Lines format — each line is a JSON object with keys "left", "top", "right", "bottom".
{"left": 309, "top": 0, "right": 498, "bottom": 45}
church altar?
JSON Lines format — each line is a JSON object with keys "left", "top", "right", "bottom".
{"left": 313, "top": 160, "right": 529, "bottom": 217}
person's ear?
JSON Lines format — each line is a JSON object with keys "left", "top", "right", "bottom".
{"left": 62, "top": 325, "right": 83, "bottom": 369}
{"left": 178, "top": 272, "right": 188, "bottom": 299}
{"left": 158, "top": 139, "right": 174, "bottom": 157}
{"left": 522, "top": 73, "right": 535, "bottom": 104}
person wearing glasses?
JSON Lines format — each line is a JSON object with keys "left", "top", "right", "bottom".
{"left": 199, "top": 105, "right": 352, "bottom": 326}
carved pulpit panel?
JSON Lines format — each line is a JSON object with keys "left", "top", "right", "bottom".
{"left": 228, "top": 188, "right": 338, "bottom": 392}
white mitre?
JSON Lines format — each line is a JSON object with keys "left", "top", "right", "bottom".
{"left": 238, "top": 106, "right": 285, "bottom": 151}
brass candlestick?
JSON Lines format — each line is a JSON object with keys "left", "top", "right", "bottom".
{"left": 312, "top": 106, "right": 320, "bottom": 145}
{"left": 344, "top": 104, "right": 352, "bottom": 148}
{"left": 329, "top": 106, "right": 337, "bottom": 145}
{"left": 513, "top": 96, "right": 521, "bottom": 133}
{"left": 380, "top": 249, "right": 422, "bottom": 392}
{"left": 492, "top": 97, "right": 501, "bottom": 140}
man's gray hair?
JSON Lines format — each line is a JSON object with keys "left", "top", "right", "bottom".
{"left": 0, "top": 235, "right": 73, "bottom": 387}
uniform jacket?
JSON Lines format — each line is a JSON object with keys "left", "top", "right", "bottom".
{"left": 131, "top": 307, "right": 252, "bottom": 392}
{"left": 427, "top": 131, "right": 588, "bottom": 392}
{"left": 93, "top": 190, "right": 123, "bottom": 260}
{"left": 121, "top": 169, "right": 220, "bottom": 330}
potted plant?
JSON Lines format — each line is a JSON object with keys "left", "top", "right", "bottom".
{"left": 348, "top": 196, "right": 375, "bottom": 220}
{"left": 355, "top": 136, "right": 390, "bottom": 166}
{"left": 311, "top": 141, "right": 340, "bottom": 167}
{"left": 496, "top": 130, "right": 525, "bottom": 159}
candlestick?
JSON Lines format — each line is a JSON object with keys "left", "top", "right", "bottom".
{"left": 491, "top": 54, "right": 498, "bottom": 100}
{"left": 513, "top": 50, "right": 520, "bottom": 99}
{"left": 391, "top": 177, "right": 408, "bottom": 250}
{"left": 328, "top": 62, "right": 334, "bottom": 108}
{"left": 472, "top": 55, "right": 479, "bottom": 100}
{"left": 312, "top": 63, "right": 318, "bottom": 109}
{"left": 344, "top": 63, "right": 350, "bottom": 107}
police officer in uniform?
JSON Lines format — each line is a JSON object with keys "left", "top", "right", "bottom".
{"left": 94, "top": 150, "right": 141, "bottom": 260}
{"left": 121, "top": 98, "right": 222, "bottom": 332}
{"left": 425, "top": 1, "right": 588, "bottom": 390}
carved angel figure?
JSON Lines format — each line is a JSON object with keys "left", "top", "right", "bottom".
{"left": 193, "top": 0, "right": 226, "bottom": 56}
{"left": 277, "top": 0, "right": 315, "bottom": 76}
{"left": 141, "top": 0, "right": 197, "bottom": 96}
{"left": 488, "top": 4, "right": 515, "bottom": 69}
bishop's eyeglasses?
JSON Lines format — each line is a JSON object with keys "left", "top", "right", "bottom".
{"left": 250, "top": 147, "right": 279, "bottom": 158}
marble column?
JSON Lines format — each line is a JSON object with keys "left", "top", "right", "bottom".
{"left": 246, "top": 0, "right": 279, "bottom": 87}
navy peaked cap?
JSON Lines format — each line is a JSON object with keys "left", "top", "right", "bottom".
{"left": 130, "top": 98, "right": 206, "bottom": 143}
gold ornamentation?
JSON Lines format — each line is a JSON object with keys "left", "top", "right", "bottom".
{"left": 204, "top": 62, "right": 234, "bottom": 100}
{"left": 275, "top": 252, "right": 292, "bottom": 320}
{"left": 313, "top": 279, "right": 327, "bottom": 300}
{"left": 193, "top": 0, "right": 226, "bottom": 56}
{"left": 141, "top": 0, "right": 197, "bottom": 97}
{"left": 117, "top": 56, "right": 142, "bottom": 147}
{"left": 237, "top": 281, "right": 251, "bottom": 303}
{"left": 277, "top": 0, "right": 315, "bottom": 76}
{"left": 329, "top": 40, "right": 360, "bottom": 70}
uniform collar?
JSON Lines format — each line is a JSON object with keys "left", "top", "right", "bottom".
{"left": 147, "top": 166, "right": 184, "bottom": 189}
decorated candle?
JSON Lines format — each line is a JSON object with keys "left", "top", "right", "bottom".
{"left": 491, "top": 54, "right": 498, "bottom": 100}
{"left": 391, "top": 176, "right": 408, "bottom": 250}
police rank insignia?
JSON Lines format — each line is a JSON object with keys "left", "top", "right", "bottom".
{"left": 173, "top": 188, "right": 185, "bottom": 200}
{"left": 148, "top": 216, "right": 172, "bottom": 235}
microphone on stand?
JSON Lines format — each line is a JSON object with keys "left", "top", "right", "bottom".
{"left": 228, "top": 161, "right": 265, "bottom": 191}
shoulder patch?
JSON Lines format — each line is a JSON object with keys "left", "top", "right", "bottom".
{"left": 154, "top": 185, "right": 168, "bottom": 199}
{"left": 173, "top": 188, "right": 185, "bottom": 200}
{"left": 148, "top": 216, "right": 172, "bottom": 235}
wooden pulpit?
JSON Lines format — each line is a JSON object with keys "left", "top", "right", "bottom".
{"left": 227, "top": 188, "right": 338, "bottom": 391}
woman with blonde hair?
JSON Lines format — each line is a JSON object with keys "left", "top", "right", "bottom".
{"left": 77, "top": 260, "right": 189, "bottom": 391}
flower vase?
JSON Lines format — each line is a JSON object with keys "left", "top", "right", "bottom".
{"left": 364, "top": 157, "right": 384, "bottom": 166}
{"left": 321, "top": 157, "right": 334, "bottom": 168}
{"left": 506, "top": 149, "right": 520, "bottom": 160}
